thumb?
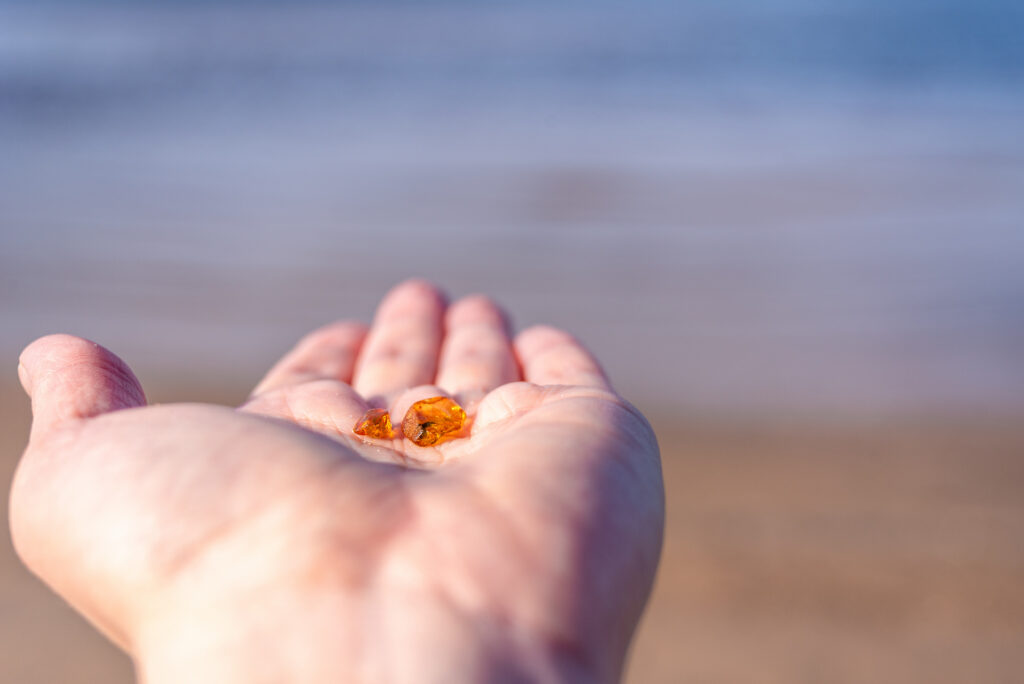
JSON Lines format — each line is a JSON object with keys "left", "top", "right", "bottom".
{"left": 18, "top": 334, "right": 147, "bottom": 441}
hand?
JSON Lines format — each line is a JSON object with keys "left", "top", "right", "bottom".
{"left": 11, "top": 280, "right": 664, "bottom": 684}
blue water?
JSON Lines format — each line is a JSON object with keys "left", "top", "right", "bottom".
{"left": 1, "top": 2, "right": 1022, "bottom": 414}
{"left": 2, "top": 1, "right": 1023, "bottom": 105}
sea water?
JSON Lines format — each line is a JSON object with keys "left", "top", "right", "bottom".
{"left": 1, "top": 0, "right": 1022, "bottom": 413}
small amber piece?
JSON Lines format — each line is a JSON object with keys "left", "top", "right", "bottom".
{"left": 352, "top": 408, "right": 395, "bottom": 439}
{"left": 402, "top": 396, "right": 467, "bottom": 447}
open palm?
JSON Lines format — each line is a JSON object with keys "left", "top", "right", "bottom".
{"left": 11, "top": 281, "right": 664, "bottom": 683}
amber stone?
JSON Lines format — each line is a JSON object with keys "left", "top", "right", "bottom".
{"left": 402, "top": 396, "right": 467, "bottom": 447}
{"left": 352, "top": 408, "right": 395, "bottom": 439}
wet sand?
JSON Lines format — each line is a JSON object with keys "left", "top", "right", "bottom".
{"left": 2, "top": 380, "right": 1021, "bottom": 683}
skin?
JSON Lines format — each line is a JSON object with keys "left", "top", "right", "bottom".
{"left": 10, "top": 280, "right": 665, "bottom": 684}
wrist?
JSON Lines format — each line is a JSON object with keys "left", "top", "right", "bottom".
{"left": 134, "top": 585, "right": 612, "bottom": 684}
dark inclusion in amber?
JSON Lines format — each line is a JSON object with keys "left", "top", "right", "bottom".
{"left": 402, "top": 397, "right": 467, "bottom": 447}
{"left": 352, "top": 408, "right": 395, "bottom": 439}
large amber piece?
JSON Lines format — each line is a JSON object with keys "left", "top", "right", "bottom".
{"left": 353, "top": 408, "right": 395, "bottom": 439}
{"left": 402, "top": 396, "right": 467, "bottom": 447}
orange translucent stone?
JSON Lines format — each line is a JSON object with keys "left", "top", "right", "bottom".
{"left": 402, "top": 396, "right": 467, "bottom": 447}
{"left": 352, "top": 408, "right": 394, "bottom": 439}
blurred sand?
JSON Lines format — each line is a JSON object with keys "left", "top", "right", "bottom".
{"left": 630, "top": 411, "right": 1024, "bottom": 683}
{"left": 2, "top": 379, "right": 1021, "bottom": 683}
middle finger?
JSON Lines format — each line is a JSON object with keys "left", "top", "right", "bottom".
{"left": 352, "top": 280, "right": 446, "bottom": 405}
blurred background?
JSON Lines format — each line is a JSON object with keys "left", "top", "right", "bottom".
{"left": 1, "top": 0, "right": 1022, "bottom": 681}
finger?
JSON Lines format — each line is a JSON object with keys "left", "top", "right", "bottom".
{"left": 18, "top": 334, "right": 147, "bottom": 441}
{"left": 243, "top": 379, "right": 372, "bottom": 442}
{"left": 352, "top": 280, "right": 446, "bottom": 406}
{"left": 251, "top": 320, "right": 368, "bottom": 396}
{"left": 435, "top": 295, "right": 519, "bottom": 408}
{"left": 514, "top": 325, "right": 611, "bottom": 390}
